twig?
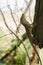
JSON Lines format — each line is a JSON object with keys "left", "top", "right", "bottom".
{"left": 20, "top": 14, "right": 42, "bottom": 65}
{"left": 0, "top": 10, "right": 31, "bottom": 65}
{"left": 0, "top": 33, "right": 26, "bottom": 60}
{"left": 7, "top": 5, "right": 17, "bottom": 26}
{"left": 24, "top": 0, "right": 32, "bottom": 15}
{"left": 0, "top": 32, "right": 12, "bottom": 38}
{"left": 7, "top": 5, "right": 21, "bottom": 33}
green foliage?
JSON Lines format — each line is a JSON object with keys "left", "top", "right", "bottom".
{"left": 14, "top": 50, "right": 26, "bottom": 65}
{"left": 11, "top": 39, "right": 15, "bottom": 43}
{"left": 0, "top": 29, "right": 9, "bottom": 43}
{"left": 0, "top": 30, "right": 31, "bottom": 65}
{"left": 24, "top": 39, "right": 31, "bottom": 50}
{"left": 0, "top": 62, "right": 6, "bottom": 65}
{"left": 11, "top": 38, "right": 21, "bottom": 49}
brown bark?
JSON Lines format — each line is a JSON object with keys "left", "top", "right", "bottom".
{"left": 20, "top": 14, "right": 42, "bottom": 65}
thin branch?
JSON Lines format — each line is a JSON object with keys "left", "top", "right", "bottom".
{"left": 24, "top": 0, "right": 32, "bottom": 15}
{"left": 7, "top": 5, "right": 21, "bottom": 33}
{"left": 7, "top": 5, "right": 17, "bottom": 26}
{"left": 29, "top": 8, "right": 32, "bottom": 23}
{"left": 16, "top": 22, "right": 21, "bottom": 33}
{"left": 24, "top": 0, "right": 28, "bottom": 4}
{"left": 20, "top": 14, "right": 42, "bottom": 65}
{"left": 0, "top": 10, "right": 31, "bottom": 65}
{"left": 0, "top": 33, "right": 26, "bottom": 61}
{"left": 0, "top": 32, "right": 12, "bottom": 38}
